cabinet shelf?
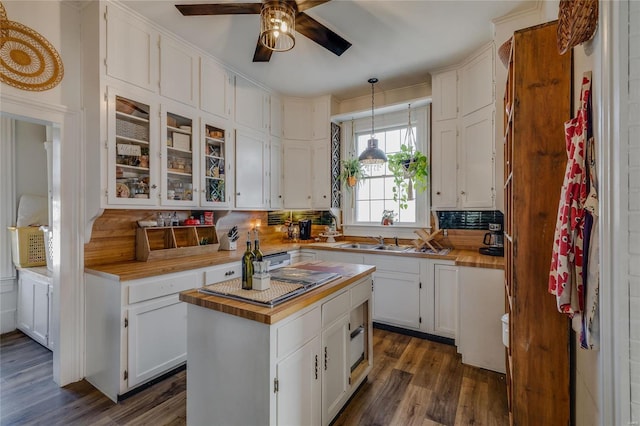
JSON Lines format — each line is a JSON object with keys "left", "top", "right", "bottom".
{"left": 116, "top": 111, "right": 149, "bottom": 123}
{"left": 167, "top": 125, "right": 191, "bottom": 135}
{"left": 117, "top": 164, "right": 150, "bottom": 172}
{"left": 205, "top": 136, "right": 224, "bottom": 143}
{"left": 116, "top": 135, "right": 150, "bottom": 145}
{"left": 205, "top": 154, "right": 224, "bottom": 160}
{"left": 167, "top": 146, "right": 192, "bottom": 155}
{"left": 167, "top": 169, "right": 192, "bottom": 177}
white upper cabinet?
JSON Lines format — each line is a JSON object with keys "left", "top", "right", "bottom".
{"left": 312, "top": 96, "right": 330, "bottom": 140}
{"left": 460, "top": 44, "right": 494, "bottom": 117}
{"left": 283, "top": 97, "right": 313, "bottom": 140}
{"left": 431, "top": 119, "right": 458, "bottom": 209}
{"left": 282, "top": 140, "right": 312, "bottom": 209}
{"left": 200, "top": 56, "right": 234, "bottom": 119}
{"left": 270, "top": 94, "right": 283, "bottom": 137}
{"left": 269, "top": 136, "right": 283, "bottom": 209}
{"left": 459, "top": 107, "right": 495, "bottom": 208}
{"left": 431, "top": 69, "right": 458, "bottom": 121}
{"left": 311, "top": 139, "right": 331, "bottom": 209}
{"left": 235, "top": 128, "right": 267, "bottom": 209}
{"left": 159, "top": 35, "right": 199, "bottom": 107}
{"left": 105, "top": 4, "right": 159, "bottom": 92}
{"left": 235, "top": 75, "right": 266, "bottom": 132}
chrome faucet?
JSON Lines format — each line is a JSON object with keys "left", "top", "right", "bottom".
{"left": 370, "top": 235, "right": 385, "bottom": 245}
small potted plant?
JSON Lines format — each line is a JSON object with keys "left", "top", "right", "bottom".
{"left": 338, "top": 158, "right": 367, "bottom": 190}
{"left": 387, "top": 144, "right": 429, "bottom": 209}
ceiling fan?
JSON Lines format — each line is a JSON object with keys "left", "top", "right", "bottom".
{"left": 175, "top": 1, "right": 352, "bottom": 62}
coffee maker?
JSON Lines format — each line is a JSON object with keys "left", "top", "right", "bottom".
{"left": 479, "top": 223, "right": 504, "bottom": 256}
{"left": 299, "top": 220, "right": 312, "bottom": 240}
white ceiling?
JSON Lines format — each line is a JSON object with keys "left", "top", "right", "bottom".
{"left": 122, "top": 0, "right": 536, "bottom": 100}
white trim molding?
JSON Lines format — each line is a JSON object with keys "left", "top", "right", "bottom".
{"left": 0, "top": 93, "right": 85, "bottom": 387}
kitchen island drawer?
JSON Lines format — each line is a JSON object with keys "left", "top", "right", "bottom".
{"left": 322, "top": 290, "right": 350, "bottom": 327}
{"left": 204, "top": 262, "right": 242, "bottom": 284}
{"left": 277, "top": 306, "right": 321, "bottom": 359}
{"left": 128, "top": 271, "right": 199, "bottom": 304}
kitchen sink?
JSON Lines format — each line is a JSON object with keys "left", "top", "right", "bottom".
{"left": 335, "top": 242, "right": 413, "bottom": 253}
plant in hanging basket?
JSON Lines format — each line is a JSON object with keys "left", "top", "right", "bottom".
{"left": 338, "top": 158, "right": 368, "bottom": 190}
{"left": 388, "top": 144, "right": 428, "bottom": 209}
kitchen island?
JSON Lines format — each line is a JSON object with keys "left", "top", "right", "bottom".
{"left": 179, "top": 261, "right": 375, "bottom": 426}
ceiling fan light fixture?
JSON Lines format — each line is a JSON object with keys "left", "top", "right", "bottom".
{"left": 260, "top": 1, "right": 295, "bottom": 52}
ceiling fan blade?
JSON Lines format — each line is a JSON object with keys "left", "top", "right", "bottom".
{"left": 175, "top": 3, "right": 261, "bottom": 16}
{"left": 295, "top": 12, "right": 351, "bottom": 57}
{"left": 294, "top": 0, "right": 331, "bottom": 13}
{"left": 253, "top": 38, "right": 274, "bottom": 62}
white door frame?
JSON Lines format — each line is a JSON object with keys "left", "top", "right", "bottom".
{"left": 599, "top": 0, "right": 631, "bottom": 424}
{"left": 1, "top": 93, "right": 85, "bottom": 386}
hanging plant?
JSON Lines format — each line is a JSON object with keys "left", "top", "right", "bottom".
{"left": 388, "top": 144, "right": 429, "bottom": 209}
{"left": 338, "top": 158, "right": 368, "bottom": 191}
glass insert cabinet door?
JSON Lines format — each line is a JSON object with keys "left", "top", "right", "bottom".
{"left": 108, "top": 91, "right": 159, "bottom": 206}
{"left": 201, "top": 121, "right": 229, "bottom": 207}
{"left": 162, "top": 105, "right": 198, "bottom": 206}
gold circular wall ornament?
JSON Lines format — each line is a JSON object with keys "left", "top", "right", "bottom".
{"left": 0, "top": 2, "right": 64, "bottom": 91}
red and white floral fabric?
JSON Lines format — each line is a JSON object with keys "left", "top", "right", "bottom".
{"left": 549, "top": 72, "right": 592, "bottom": 316}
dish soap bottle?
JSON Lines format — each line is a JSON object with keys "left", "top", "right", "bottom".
{"left": 242, "top": 232, "right": 254, "bottom": 290}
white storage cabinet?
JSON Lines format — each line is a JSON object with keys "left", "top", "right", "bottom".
{"left": 17, "top": 268, "right": 53, "bottom": 350}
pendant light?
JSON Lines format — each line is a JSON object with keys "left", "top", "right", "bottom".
{"left": 358, "top": 78, "right": 387, "bottom": 165}
{"left": 259, "top": 1, "right": 295, "bottom": 52}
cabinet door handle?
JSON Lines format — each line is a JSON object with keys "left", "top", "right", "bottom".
{"left": 278, "top": 195, "right": 282, "bottom": 198}
{"left": 308, "top": 196, "right": 311, "bottom": 199}
{"left": 323, "top": 195, "right": 327, "bottom": 198}
{"left": 237, "top": 192, "right": 241, "bottom": 196}
{"left": 460, "top": 191, "right": 466, "bottom": 195}
{"left": 324, "top": 346, "right": 328, "bottom": 370}
{"left": 151, "top": 184, "right": 157, "bottom": 189}
{"left": 315, "top": 354, "right": 318, "bottom": 379}
{"left": 436, "top": 191, "right": 441, "bottom": 195}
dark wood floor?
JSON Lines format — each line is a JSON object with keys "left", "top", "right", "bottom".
{"left": 1, "top": 329, "right": 508, "bottom": 426}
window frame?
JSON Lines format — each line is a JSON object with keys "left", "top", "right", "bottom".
{"left": 340, "top": 105, "right": 431, "bottom": 238}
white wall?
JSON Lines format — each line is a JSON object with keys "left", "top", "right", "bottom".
{"left": 15, "top": 121, "right": 48, "bottom": 204}
{"left": 628, "top": 1, "right": 640, "bottom": 420}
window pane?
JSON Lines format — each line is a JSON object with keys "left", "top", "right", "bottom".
{"left": 358, "top": 179, "right": 370, "bottom": 199}
{"left": 370, "top": 177, "right": 385, "bottom": 199}
{"left": 398, "top": 200, "right": 416, "bottom": 222}
{"left": 356, "top": 200, "right": 370, "bottom": 222}
{"left": 386, "top": 129, "right": 402, "bottom": 152}
{"left": 384, "top": 177, "right": 396, "bottom": 199}
{"left": 370, "top": 200, "right": 385, "bottom": 223}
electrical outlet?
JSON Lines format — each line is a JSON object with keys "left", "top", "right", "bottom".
{"left": 443, "top": 229, "right": 448, "bottom": 237}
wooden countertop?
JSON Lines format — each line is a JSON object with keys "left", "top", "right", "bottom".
{"left": 85, "top": 240, "right": 503, "bottom": 281}
{"left": 179, "top": 261, "right": 375, "bottom": 325}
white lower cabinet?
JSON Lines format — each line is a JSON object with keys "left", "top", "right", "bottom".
{"left": 372, "top": 271, "right": 420, "bottom": 330}
{"left": 433, "top": 263, "right": 458, "bottom": 339}
{"left": 276, "top": 335, "right": 321, "bottom": 426}
{"left": 85, "top": 268, "right": 205, "bottom": 401}
{"left": 126, "top": 295, "right": 187, "bottom": 388}
{"left": 17, "top": 269, "right": 52, "bottom": 349}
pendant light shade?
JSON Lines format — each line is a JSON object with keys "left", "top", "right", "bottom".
{"left": 358, "top": 78, "right": 387, "bottom": 165}
{"left": 260, "top": 1, "right": 295, "bottom": 52}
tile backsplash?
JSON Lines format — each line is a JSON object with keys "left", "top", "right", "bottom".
{"left": 436, "top": 210, "right": 504, "bottom": 230}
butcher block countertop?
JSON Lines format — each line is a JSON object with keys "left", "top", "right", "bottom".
{"left": 84, "top": 241, "right": 503, "bottom": 282}
{"left": 179, "top": 261, "right": 375, "bottom": 324}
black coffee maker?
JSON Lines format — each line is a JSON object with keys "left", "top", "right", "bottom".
{"left": 479, "top": 223, "right": 504, "bottom": 256}
{"left": 299, "top": 220, "right": 312, "bottom": 240}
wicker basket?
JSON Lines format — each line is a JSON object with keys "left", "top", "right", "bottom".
{"left": 116, "top": 118, "right": 149, "bottom": 141}
{"left": 557, "top": 0, "right": 598, "bottom": 54}
{"left": 498, "top": 38, "right": 512, "bottom": 69}
{"left": 8, "top": 226, "right": 46, "bottom": 268}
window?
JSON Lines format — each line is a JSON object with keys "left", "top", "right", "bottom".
{"left": 342, "top": 105, "right": 430, "bottom": 230}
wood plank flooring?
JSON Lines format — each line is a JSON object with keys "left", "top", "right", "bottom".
{"left": 0, "top": 328, "right": 508, "bottom": 425}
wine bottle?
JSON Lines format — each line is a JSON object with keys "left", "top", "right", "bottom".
{"left": 241, "top": 233, "right": 254, "bottom": 290}
{"left": 252, "top": 229, "right": 263, "bottom": 262}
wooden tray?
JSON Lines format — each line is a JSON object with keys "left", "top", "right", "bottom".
{"left": 136, "top": 225, "right": 219, "bottom": 261}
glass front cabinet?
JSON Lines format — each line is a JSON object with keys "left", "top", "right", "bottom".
{"left": 161, "top": 104, "right": 198, "bottom": 207}
{"left": 200, "top": 117, "right": 232, "bottom": 208}
{"left": 107, "top": 89, "right": 232, "bottom": 208}
{"left": 108, "top": 90, "right": 159, "bottom": 206}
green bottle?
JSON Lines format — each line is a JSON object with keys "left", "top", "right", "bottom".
{"left": 252, "top": 229, "right": 263, "bottom": 262}
{"left": 242, "top": 233, "right": 254, "bottom": 290}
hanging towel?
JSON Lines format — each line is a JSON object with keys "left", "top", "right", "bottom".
{"left": 549, "top": 72, "right": 592, "bottom": 316}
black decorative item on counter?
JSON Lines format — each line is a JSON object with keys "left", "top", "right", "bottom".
{"left": 242, "top": 233, "right": 254, "bottom": 290}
